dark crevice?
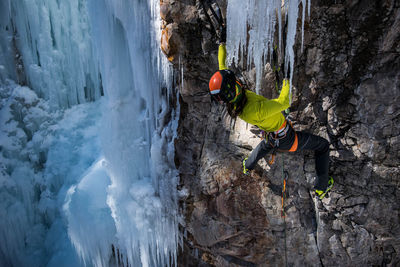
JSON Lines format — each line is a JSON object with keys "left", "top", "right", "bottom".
{"left": 221, "top": 255, "right": 256, "bottom": 267}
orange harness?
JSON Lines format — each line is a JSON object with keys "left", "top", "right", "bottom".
{"left": 287, "top": 121, "right": 298, "bottom": 152}
{"left": 265, "top": 120, "right": 298, "bottom": 165}
{"left": 270, "top": 120, "right": 298, "bottom": 152}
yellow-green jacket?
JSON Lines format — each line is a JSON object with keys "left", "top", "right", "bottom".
{"left": 218, "top": 44, "right": 290, "bottom": 132}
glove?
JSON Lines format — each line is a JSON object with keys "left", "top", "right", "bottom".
{"left": 242, "top": 158, "right": 249, "bottom": 175}
{"left": 282, "top": 79, "right": 290, "bottom": 89}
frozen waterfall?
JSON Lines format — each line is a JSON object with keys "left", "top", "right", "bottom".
{"left": 0, "top": 0, "right": 311, "bottom": 265}
{"left": 0, "top": 0, "right": 179, "bottom": 266}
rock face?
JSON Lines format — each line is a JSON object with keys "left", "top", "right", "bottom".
{"left": 162, "top": 0, "right": 400, "bottom": 266}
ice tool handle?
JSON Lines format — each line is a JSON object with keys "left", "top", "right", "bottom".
{"left": 200, "top": 0, "right": 226, "bottom": 43}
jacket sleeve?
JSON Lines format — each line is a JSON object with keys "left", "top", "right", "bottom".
{"left": 218, "top": 44, "right": 228, "bottom": 70}
{"left": 257, "top": 79, "right": 291, "bottom": 118}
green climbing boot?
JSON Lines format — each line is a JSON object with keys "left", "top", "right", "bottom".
{"left": 242, "top": 158, "right": 249, "bottom": 175}
{"left": 315, "top": 177, "right": 334, "bottom": 200}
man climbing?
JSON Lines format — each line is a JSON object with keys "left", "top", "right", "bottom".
{"left": 208, "top": 24, "right": 333, "bottom": 200}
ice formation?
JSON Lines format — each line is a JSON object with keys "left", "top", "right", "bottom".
{"left": 0, "top": 0, "right": 101, "bottom": 108}
{"left": 0, "top": 0, "right": 309, "bottom": 265}
{"left": 0, "top": 80, "right": 101, "bottom": 266}
{"left": 0, "top": 0, "right": 178, "bottom": 266}
{"left": 227, "top": 0, "right": 311, "bottom": 99}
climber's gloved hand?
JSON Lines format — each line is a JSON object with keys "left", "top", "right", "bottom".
{"left": 282, "top": 79, "right": 290, "bottom": 91}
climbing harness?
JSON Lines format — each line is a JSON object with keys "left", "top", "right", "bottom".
{"left": 261, "top": 119, "right": 298, "bottom": 166}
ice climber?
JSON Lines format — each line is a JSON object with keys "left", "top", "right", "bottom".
{"left": 208, "top": 30, "right": 334, "bottom": 200}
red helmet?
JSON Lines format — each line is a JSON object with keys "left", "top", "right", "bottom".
{"left": 209, "top": 70, "right": 243, "bottom": 103}
{"left": 209, "top": 71, "right": 223, "bottom": 95}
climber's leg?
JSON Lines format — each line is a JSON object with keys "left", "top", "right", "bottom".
{"left": 245, "top": 139, "right": 273, "bottom": 170}
{"left": 296, "top": 132, "right": 330, "bottom": 191}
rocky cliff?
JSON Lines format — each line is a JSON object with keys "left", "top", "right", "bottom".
{"left": 161, "top": 0, "right": 400, "bottom": 266}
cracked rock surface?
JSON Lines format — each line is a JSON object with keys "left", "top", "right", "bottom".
{"left": 162, "top": 0, "right": 400, "bottom": 266}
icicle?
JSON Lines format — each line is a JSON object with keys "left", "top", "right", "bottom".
{"left": 228, "top": 0, "right": 284, "bottom": 93}
{"left": 277, "top": 0, "right": 283, "bottom": 54}
{"left": 226, "top": 0, "right": 311, "bottom": 103}
{"left": 0, "top": 0, "right": 102, "bottom": 108}
{"left": 284, "top": 0, "right": 299, "bottom": 104}
{"left": 227, "top": 0, "right": 248, "bottom": 67}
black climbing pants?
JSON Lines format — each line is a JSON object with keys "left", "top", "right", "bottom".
{"left": 245, "top": 123, "right": 330, "bottom": 191}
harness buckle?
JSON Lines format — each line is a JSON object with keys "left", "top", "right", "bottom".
{"left": 274, "top": 120, "right": 289, "bottom": 137}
